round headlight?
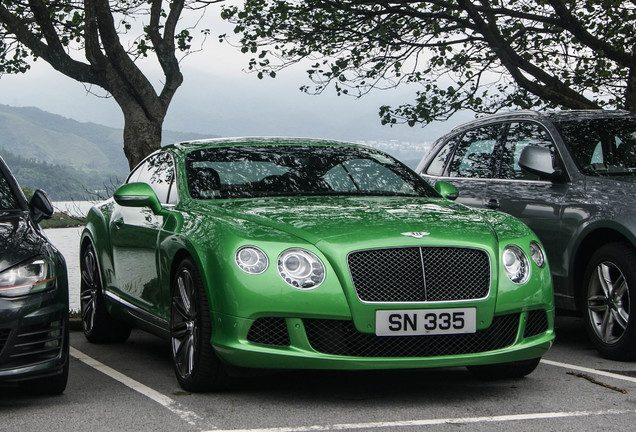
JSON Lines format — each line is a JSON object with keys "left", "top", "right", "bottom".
{"left": 529, "top": 241, "right": 546, "bottom": 268}
{"left": 235, "top": 246, "right": 268, "bottom": 274}
{"left": 502, "top": 245, "right": 530, "bottom": 284}
{"left": 277, "top": 248, "right": 325, "bottom": 289}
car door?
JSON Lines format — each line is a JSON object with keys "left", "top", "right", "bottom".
{"left": 110, "top": 152, "right": 177, "bottom": 317}
{"left": 485, "top": 121, "right": 572, "bottom": 289}
{"left": 421, "top": 124, "right": 505, "bottom": 209}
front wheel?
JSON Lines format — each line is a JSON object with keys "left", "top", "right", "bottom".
{"left": 80, "top": 242, "right": 131, "bottom": 343}
{"left": 467, "top": 358, "right": 541, "bottom": 380}
{"left": 583, "top": 242, "right": 636, "bottom": 360}
{"left": 170, "top": 258, "right": 228, "bottom": 392}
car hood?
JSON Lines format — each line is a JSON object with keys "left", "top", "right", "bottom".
{"left": 199, "top": 196, "right": 508, "bottom": 247}
{"left": 0, "top": 211, "right": 48, "bottom": 273}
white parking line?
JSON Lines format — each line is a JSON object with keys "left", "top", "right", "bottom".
{"left": 70, "top": 345, "right": 636, "bottom": 432}
{"left": 70, "top": 347, "right": 205, "bottom": 428}
{"left": 203, "top": 360, "right": 636, "bottom": 432}
{"left": 202, "top": 409, "right": 636, "bottom": 432}
{"left": 541, "top": 358, "right": 636, "bottom": 384}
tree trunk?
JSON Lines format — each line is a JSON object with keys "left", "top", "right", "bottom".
{"left": 121, "top": 107, "right": 164, "bottom": 170}
{"left": 624, "top": 67, "right": 636, "bottom": 112}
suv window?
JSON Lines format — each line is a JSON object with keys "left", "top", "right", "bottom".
{"left": 127, "top": 153, "right": 177, "bottom": 204}
{"left": 500, "top": 122, "right": 555, "bottom": 180}
{"left": 448, "top": 125, "right": 503, "bottom": 178}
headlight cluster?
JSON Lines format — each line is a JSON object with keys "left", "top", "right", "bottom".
{"left": 502, "top": 241, "right": 546, "bottom": 285}
{"left": 235, "top": 246, "right": 268, "bottom": 274}
{"left": 0, "top": 258, "right": 55, "bottom": 298}
{"left": 235, "top": 246, "right": 326, "bottom": 289}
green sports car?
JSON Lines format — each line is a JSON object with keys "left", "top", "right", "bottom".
{"left": 80, "top": 137, "right": 554, "bottom": 391}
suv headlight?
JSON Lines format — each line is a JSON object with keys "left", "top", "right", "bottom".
{"left": 502, "top": 245, "right": 530, "bottom": 285}
{"left": 277, "top": 248, "right": 325, "bottom": 289}
{"left": 0, "top": 258, "right": 55, "bottom": 298}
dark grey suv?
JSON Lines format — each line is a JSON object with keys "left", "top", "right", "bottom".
{"left": 417, "top": 110, "right": 636, "bottom": 360}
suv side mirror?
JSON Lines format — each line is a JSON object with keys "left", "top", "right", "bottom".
{"left": 518, "top": 146, "right": 561, "bottom": 180}
{"left": 114, "top": 182, "right": 162, "bottom": 214}
{"left": 29, "top": 189, "right": 54, "bottom": 223}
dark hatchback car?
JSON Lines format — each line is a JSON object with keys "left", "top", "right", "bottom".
{"left": 417, "top": 110, "right": 636, "bottom": 360}
{"left": 0, "top": 155, "right": 69, "bottom": 394}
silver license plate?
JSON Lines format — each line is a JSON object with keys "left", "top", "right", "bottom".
{"left": 375, "top": 308, "right": 477, "bottom": 336}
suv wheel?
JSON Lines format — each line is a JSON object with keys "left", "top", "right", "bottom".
{"left": 583, "top": 242, "right": 636, "bottom": 360}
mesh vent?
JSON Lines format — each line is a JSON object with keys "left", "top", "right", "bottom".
{"left": 524, "top": 309, "right": 548, "bottom": 338}
{"left": 247, "top": 318, "right": 290, "bottom": 346}
{"left": 348, "top": 247, "right": 490, "bottom": 302}
{"left": 304, "top": 314, "right": 519, "bottom": 358}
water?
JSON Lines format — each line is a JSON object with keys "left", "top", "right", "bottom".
{"left": 52, "top": 200, "right": 96, "bottom": 217}
{"left": 44, "top": 227, "right": 82, "bottom": 311}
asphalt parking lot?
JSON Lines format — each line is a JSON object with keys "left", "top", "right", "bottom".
{"left": 2, "top": 316, "right": 636, "bottom": 432}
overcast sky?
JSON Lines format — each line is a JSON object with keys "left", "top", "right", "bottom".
{"left": 0, "top": 5, "right": 469, "bottom": 146}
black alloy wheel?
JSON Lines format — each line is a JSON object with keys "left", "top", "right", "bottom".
{"left": 170, "top": 257, "right": 227, "bottom": 392}
{"left": 584, "top": 242, "right": 636, "bottom": 360}
{"left": 80, "top": 242, "right": 131, "bottom": 343}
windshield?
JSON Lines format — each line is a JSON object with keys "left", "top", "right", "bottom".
{"left": 185, "top": 145, "right": 438, "bottom": 199}
{"left": 556, "top": 117, "right": 636, "bottom": 176}
{"left": 0, "top": 169, "right": 20, "bottom": 211}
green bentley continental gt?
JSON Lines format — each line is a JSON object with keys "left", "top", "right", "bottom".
{"left": 80, "top": 137, "right": 554, "bottom": 391}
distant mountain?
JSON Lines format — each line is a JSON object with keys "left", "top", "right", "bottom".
{"left": 0, "top": 104, "right": 217, "bottom": 200}
{"left": 0, "top": 104, "right": 216, "bottom": 172}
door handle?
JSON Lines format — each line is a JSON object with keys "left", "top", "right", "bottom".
{"left": 113, "top": 217, "right": 124, "bottom": 228}
{"left": 485, "top": 198, "right": 500, "bottom": 210}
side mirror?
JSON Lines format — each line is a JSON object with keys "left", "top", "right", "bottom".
{"left": 29, "top": 189, "right": 54, "bottom": 223}
{"left": 434, "top": 181, "right": 459, "bottom": 201}
{"left": 518, "top": 145, "right": 559, "bottom": 180}
{"left": 113, "top": 182, "right": 162, "bottom": 214}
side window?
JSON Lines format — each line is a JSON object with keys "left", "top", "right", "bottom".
{"left": 501, "top": 122, "right": 555, "bottom": 180}
{"left": 0, "top": 170, "right": 19, "bottom": 210}
{"left": 425, "top": 140, "right": 455, "bottom": 176}
{"left": 134, "top": 153, "right": 177, "bottom": 204}
{"left": 448, "top": 125, "right": 502, "bottom": 178}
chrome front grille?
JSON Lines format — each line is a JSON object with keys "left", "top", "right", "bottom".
{"left": 347, "top": 247, "right": 490, "bottom": 302}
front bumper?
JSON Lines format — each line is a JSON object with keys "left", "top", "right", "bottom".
{"left": 0, "top": 287, "right": 69, "bottom": 382}
{"left": 211, "top": 308, "right": 554, "bottom": 370}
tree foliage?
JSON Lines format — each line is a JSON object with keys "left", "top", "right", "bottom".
{"left": 0, "top": 1, "right": 222, "bottom": 168}
{"left": 222, "top": 0, "right": 636, "bottom": 126}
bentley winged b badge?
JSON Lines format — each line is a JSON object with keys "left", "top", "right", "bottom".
{"left": 401, "top": 232, "right": 430, "bottom": 239}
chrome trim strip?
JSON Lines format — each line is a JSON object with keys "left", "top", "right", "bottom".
{"left": 103, "top": 290, "right": 168, "bottom": 328}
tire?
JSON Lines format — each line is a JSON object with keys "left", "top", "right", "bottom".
{"left": 170, "top": 258, "right": 228, "bottom": 392}
{"left": 467, "top": 358, "right": 541, "bottom": 380}
{"left": 80, "top": 242, "right": 131, "bottom": 343}
{"left": 583, "top": 242, "right": 636, "bottom": 360}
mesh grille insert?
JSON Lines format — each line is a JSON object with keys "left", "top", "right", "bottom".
{"left": 304, "top": 314, "right": 519, "bottom": 357}
{"left": 247, "top": 318, "right": 290, "bottom": 346}
{"left": 348, "top": 247, "right": 490, "bottom": 302}
{"left": 524, "top": 309, "right": 548, "bottom": 338}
